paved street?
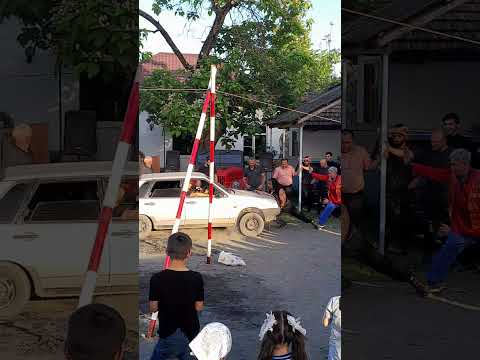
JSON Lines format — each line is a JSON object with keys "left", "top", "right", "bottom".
{"left": 139, "top": 215, "right": 341, "bottom": 360}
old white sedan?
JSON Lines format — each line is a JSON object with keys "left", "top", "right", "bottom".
{"left": 139, "top": 172, "right": 280, "bottom": 239}
{"left": 0, "top": 162, "right": 138, "bottom": 320}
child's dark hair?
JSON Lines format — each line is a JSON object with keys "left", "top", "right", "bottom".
{"left": 167, "top": 232, "right": 193, "bottom": 260}
{"left": 257, "top": 310, "right": 308, "bottom": 360}
{"left": 65, "top": 303, "right": 126, "bottom": 360}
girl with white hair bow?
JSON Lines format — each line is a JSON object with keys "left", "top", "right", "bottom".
{"left": 257, "top": 310, "right": 308, "bottom": 360}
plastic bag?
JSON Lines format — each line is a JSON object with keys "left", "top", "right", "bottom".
{"left": 218, "top": 251, "right": 246, "bottom": 266}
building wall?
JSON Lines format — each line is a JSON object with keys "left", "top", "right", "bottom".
{"left": 0, "top": 18, "right": 79, "bottom": 151}
{"left": 389, "top": 61, "right": 480, "bottom": 132}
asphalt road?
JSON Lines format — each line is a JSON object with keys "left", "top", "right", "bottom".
{"left": 139, "top": 215, "right": 341, "bottom": 360}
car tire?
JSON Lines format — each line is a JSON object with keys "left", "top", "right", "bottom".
{"left": 238, "top": 212, "right": 265, "bottom": 237}
{"left": 0, "top": 262, "right": 31, "bottom": 321}
{"left": 139, "top": 215, "right": 152, "bottom": 241}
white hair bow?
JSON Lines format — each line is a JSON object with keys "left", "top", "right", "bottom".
{"left": 287, "top": 315, "right": 307, "bottom": 336}
{"left": 258, "top": 312, "right": 277, "bottom": 341}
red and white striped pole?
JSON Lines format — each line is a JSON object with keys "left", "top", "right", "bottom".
{"left": 78, "top": 71, "right": 139, "bottom": 308}
{"left": 146, "top": 66, "right": 217, "bottom": 339}
{"left": 207, "top": 66, "right": 216, "bottom": 264}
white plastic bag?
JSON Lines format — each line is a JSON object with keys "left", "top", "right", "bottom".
{"left": 218, "top": 251, "right": 246, "bottom": 266}
{"left": 189, "top": 322, "right": 232, "bottom": 360}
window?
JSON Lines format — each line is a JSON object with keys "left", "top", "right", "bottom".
{"left": 173, "top": 134, "right": 194, "bottom": 155}
{"left": 363, "top": 63, "right": 380, "bottom": 125}
{"left": 0, "top": 183, "right": 30, "bottom": 223}
{"left": 25, "top": 181, "right": 100, "bottom": 222}
{"left": 292, "top": 130, "right": 299, "bottom": 157}
{"left": 188, "top": 179, "right": 225, "bottom": 198}
{"left": 111, "top": 179, "right": 138, "bottom": 220}
{"left": 243, "top": 133, "right": 267, "bottom": 158}
{"left": 150, "top": 180, "right": 182, "bottom": 198}
{"left": 243, "top": 136, "right": 253, "bottom": 158}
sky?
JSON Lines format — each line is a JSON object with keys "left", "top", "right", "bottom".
{"left": 139, "top": 0, "right": 341, "bottom": 54}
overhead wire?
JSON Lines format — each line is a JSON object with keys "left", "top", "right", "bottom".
{"left": 140, "top": 87, "right": 341, "bottom": 123}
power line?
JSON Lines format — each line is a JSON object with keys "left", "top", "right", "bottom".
{"left": 140, "top": 87, "right": 341, "bottom": 124}
{"left": 342, "top": 7, "right": 480, "bottom": 47}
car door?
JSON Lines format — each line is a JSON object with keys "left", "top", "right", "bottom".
{"left": 139, "top": 179, "right": 186, "bottom": 228}
{"left": 184, "top": 179, "right": 234, "bottom": 227}
{"left": 107, "top": 176, "right": 138, "bottom": 289}
{"left": 15, "top": 178, "right": 109, "bottom": 293}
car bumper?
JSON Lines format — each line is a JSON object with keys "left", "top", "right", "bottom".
{"left": 263, "top": 208, "right": 281, "bottom": 222}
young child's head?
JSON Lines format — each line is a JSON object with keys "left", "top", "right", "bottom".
{"left": 167, "top": 232, "right": 193, "bottom": 261}
{"left": 189, "top": 322, "right": 232, "bottom": 360}
{"left": 258, "top": 311, "right": 308, "bottom": 360}
{"left": 65, "top": 303, "right": 126, "bottom": 360}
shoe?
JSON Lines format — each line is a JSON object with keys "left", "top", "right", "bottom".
{"left": 317, "top": 225, "right": 326, "bottom": 230}
{"left": 408, "top": 274, "right": 429, "bottom": 297}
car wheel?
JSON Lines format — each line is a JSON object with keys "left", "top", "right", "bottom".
{"left": 139, "top": 215, "right": 152, "bottom": 241}
{"left": 0, "top": 262, "right": 31, "bottom": 321}
{"left": 239, "top": 212, "right": 265, "bottom": 237}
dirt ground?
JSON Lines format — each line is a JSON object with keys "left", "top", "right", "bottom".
{"left": 139, "top": 214, "right": 341, "bottom": 360}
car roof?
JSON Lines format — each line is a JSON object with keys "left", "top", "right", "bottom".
{"left": 140, "top": 172, "right": 208, "bottom": 181}
{"left": 3, "top": 161, "right": 138, "bottom": 181}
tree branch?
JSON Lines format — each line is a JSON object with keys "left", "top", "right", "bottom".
{"left": 139, "top": 9, "right": 194, "bottom": 71}
{"left": 197, "top": 2, "right": 238, "bottom": 65}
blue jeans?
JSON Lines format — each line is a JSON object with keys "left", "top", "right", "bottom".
{"left": 150, "top": 329, "right": 193, "bottom": 360}
{"left": 319, "top": 202, "right": 338, "bottom": 225}
{"left": 427, "top": 231, "right": 478, "bottom": 285}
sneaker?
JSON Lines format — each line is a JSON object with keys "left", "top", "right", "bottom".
{"left": 317, "top": 225, "right": 326, "bottom": 230}
{"left": 408, "top": 274, "right": 429, "bottom": 297}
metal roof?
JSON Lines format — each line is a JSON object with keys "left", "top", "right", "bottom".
{"left": 343, "top": 0, "right": 480, "bottom": 55}
{"left": 267, "top": 85, "right": 341, "bottom": 128}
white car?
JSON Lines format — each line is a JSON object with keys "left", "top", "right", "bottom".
{"left": 139, "top": 172, "right": 280, "bottom": 239}
{"left": 0, "top": 162, "right": 138, "bottom": 320}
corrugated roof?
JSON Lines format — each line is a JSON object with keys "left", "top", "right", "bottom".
{"left": 267, "top": 85, "right": 341, "bottom": 128}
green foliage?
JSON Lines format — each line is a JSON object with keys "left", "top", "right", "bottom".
{"left": 141, "top": 0, "right": 339, "bottom": 149}
{"left": 1, "top": 0, "right": 138, "bottom": 80}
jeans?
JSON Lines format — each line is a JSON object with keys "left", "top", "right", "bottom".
{"left": 427, "top": 231, "right": 479, "bottom": 285}
{"left": 150, "top": 329, "right": 193, "bottom": 360}
{"left": 319, "top": 202, "right": 338, "bottom": 225}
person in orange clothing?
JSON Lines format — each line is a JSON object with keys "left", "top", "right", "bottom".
{"left": 311, "top": 166, "right": 341, "bottom": 228}
{"left": 408, "top": 148, "right": 480, "bottom": 294}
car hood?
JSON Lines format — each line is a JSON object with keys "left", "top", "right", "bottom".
{"left": 231, "top": 189, "right": 275, "bottom": 200}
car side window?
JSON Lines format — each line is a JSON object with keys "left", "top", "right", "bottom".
{"left": 24, "top": 181, "right": 100, "bottom": 222}
{"left": 150, "top": 180, "right": 182, "bottom": 198}
{"left": 0, "top": 183, "right": 30, "bottom": 223}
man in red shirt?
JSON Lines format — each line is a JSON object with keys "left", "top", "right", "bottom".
{"left": 409, "top": 148, "right": 480, "bottom": 294}
{"left": 311, "top": 166, "right": 341, "bottom": 228}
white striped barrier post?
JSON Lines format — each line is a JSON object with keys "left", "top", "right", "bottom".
{"left": 77, "top": 74, "right": 139, "bottom": 308}
{"left": 207, "top": 67, "right": 217, "bottom": 264}
{"left": 146, "top": 66, "right": 217, "bottom": 339}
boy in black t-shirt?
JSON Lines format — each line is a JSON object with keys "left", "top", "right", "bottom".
{"left": 149, "top": 232, "right": 205, "bottom": 360}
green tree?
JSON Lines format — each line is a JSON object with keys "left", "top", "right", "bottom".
{"left": 140, "top": 0, "right": 339, "bottom": 149}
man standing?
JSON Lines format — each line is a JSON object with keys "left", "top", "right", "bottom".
{"left": 410, "top": 149, "right": 480, "bottom": 294}
{"left": 243, "top": 158, "right": 265, "bottom": 191}
{"left": 272, "top": 158, "right": 296, "bottom": 209}
{"left": 384, "top": 124, "right": 414, "bottom": 254}
{"left": 295, "top": 155, "right": 314, "bottom": 211}
{"left": 442, "top": 113, "right": 472, "bottom": 151}
{"left": 341, "top": 129, "right": 372, "bottom": 249}
{"left": 2, "top": 123, "right": 33, "bottom": 168}
{"left": 325, "top": 151, "right": 340, "bottom": 174}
